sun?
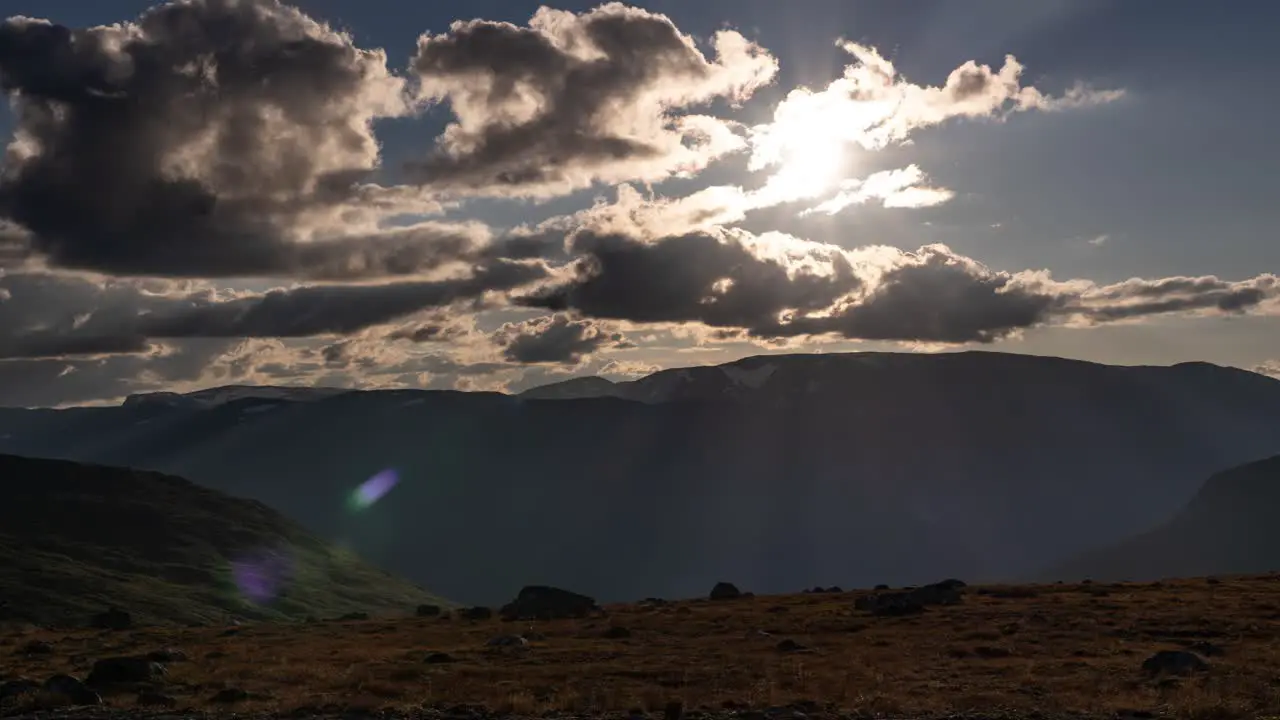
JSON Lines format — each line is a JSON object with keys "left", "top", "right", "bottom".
{"left": 749, "top": 91, "right": 851, "bottom": 205}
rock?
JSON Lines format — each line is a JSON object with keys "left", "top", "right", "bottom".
{"left": 0, "top": 678, "right": 39, "bottom": 703}
{"left": 461, "top": 606, "right": 493, "bottom": 621}
{"left": 136, "top": 691, "right": 177, "bottom": 707}
{"left": 21, "top": 640, "right": 54, "bottom": 655}
{"left": 1142, "top": 650, "right": 1208, "bottom": 676}
{"left": 416, "top": 604, "right": 442, "bottom": 617}
{"left": 640, "top": 597, "right": 669, "bottom": 607}
{"left": 664, "top": 700, "right": 684, "bottom": 720}
{"left": 500, "top": 585, "right": 599, "bottom": 621}
{"left": 144, "top": 648, "right": 188, "bottom": 663}
{"left": 709, "top": 582, "right": 742, "bottom": 600}
{"left": 603, "top": 626, "right": 632, "bottom": 639}
{"left": 336, "top": 612, "right": 369, "bottom": 621}
{"left": 775, "top": 639, "right": 809, "bottom": 653}
{"left": 86, "top": 657, "right": 167, "bottom": 686}
{"left": 423, "top": 652, "right": 457, "bottom": 664}
{"left": 873, "top": 584, "right": 890, "bottom": 590}
{"left": 43, "top": 675, "right": 102, "bottom": 706}
{"left": 486, "top": 635, "right": 529, "bottom": 648}
{"left": 1186, "top": 641, "right": 1226, "bottom": 657}
{"left": 853, "top": 592, "right": 924, "bottom": 616}
{"left": 89, "top": 607, "right": 132, "bottom": 630}
{"left": 211, "top": 687, "right": 249, "bottom": 704}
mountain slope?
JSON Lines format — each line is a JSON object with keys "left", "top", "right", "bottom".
{"left": 0, "top": 454, "right": 449, "bottom": 626}
{"left": 1048, "top": 454, "right": 1280, "bottom": 582}
{"left": 3, "top": 351, "right": 1280, "bottom": 605}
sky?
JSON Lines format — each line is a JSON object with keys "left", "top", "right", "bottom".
{"left": 0, "top": 0, "right": 1277, "bottom": 407}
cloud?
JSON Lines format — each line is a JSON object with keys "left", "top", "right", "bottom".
{"left": 518, "top": 224, "right": 1279, "bottom": 344}
{"left": 803, "top": 165, "right": 956, "bottom": 216}
{"left": 0, "top": 1, "right": 477, "bottom": 280}
{"left": 0, "top": 260, "right": 546, "bottom": 360}
{"left": 405, "top": 2, "right": 777, "bottom": 198}
{"left": 1088, "top": 234, "right": 1110, "bottom": 246}
{"left": 494, "top": 314, "right": 628, "bottom": 365}
{"left": 519, "top": 227, "right": 867, "bottom": 331}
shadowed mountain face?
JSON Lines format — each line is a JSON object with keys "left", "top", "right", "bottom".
{"left": 1048, "top": 454, "right": 1280, "bottom": 582}
{"left": 3, "top": 351, "right": 1280, "bottom": 605}
{"left": 0, "top": 454, "right": 448, "bottom": 626}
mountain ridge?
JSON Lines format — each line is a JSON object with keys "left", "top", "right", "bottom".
{"left": 3, "top": 351, "right": 1280, "bottom": 604}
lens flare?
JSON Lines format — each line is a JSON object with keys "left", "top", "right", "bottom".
{"left": 230, "top": 549, "right": 294, "bottom": 604}
{"left": 350, "top": 468, "right": 399, "bottom": 511}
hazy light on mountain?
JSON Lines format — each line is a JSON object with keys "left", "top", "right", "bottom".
{"left": 350, "top": 469, "right": 400, "bottom": 511}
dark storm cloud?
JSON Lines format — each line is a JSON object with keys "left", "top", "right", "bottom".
{"left": 519, "top": 229, "right": 862, "bottom": 330}
{"left": 406, "top": 3, "right": 777, "bottom": 198}
{"left": 494, "top": 314, "right": 627, "bottom": 365}
{"left": 764, "top": 247, "right": 1064, "bottom": 343}
{"left": 0, "top": 1, "right": 481, "bottom": 279}
{"left": 0, "top": 260, "right": 546, "bottom": 360}
{"left": 517, "top": 227, "right": 1280, "bottom": 344}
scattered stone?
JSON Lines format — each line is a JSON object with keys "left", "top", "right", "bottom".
{"left": 43, "top": 675, "right": 101, "bottom": 706}
{"left": 86, "top": 657, "right": 167, "bottom": 686}
{"left": 144, "top": 648, "right": 188, "bottom": 663}
{"left": 136, "top": 690, "right": 177, "bottom": 707}
{"left": 20, "top": 640, "right": 53, "bottom": 656}
{"left": 462, "top": 606, "right": 493, "bottom": 621}
{"left": 211, "top": 687, "right": 249, "bottom": 704}
{"left": 775, "top": 639, "right": 810, "bottom": 653}
{"left": 0, "top": 678, "right": 39, "bottom": 703}
{"left": 767, "top": 605, "right": 789, "bottom": 613}
{"left": 853, "top": 592, "right": 924, "bottom": 617}
{"left": 423, "top": 652, "right": 457, "bottom": 664}
{"left": 709, "top": 582, "right": 743, "bottom": 601}
{"left": 603, "top": 626, "right": 632, "bottom": 639}
{"left": 500, "top": 586, "right": 599, "bottom": 621}
{"left": 89, "top": 607, "right": 132, "bottom": 631}
{"left": 1186, "top": 641, "right": 1226, "bottom": 657}
{"left": 416, "top": 604, "right": 442, "bottom": 617}
{"left": 486, "top": 635, "right": 529, "bottom": 648}
{"left": 1142, "top": 650, "right": 1209, "bottom": 675}
{"left": 973, "top": 645, "right": 1013, "bottom": 659}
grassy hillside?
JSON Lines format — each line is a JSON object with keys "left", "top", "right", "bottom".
{"left": 4, "top": 576, "right": 1280, "bottom": 718}
{"left": 0, "top": 454, "right": 450, "bottom": 627}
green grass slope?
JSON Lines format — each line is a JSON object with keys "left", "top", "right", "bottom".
{"left": 0, "top": 454, "right": 450, "bottom": 626}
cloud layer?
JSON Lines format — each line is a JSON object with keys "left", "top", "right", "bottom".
{"left": 0, "top": 0, "right": 1273, "bottom": 407}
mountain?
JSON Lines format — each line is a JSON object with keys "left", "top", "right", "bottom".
{"left": 0, "top": 454, "right": 449, "bottom": 626}
{"left": 3, "top": 351, "right": 1280, "bottom": 605}
{"left": 1047, "top": 454, "right": 1280, "bottom": 582}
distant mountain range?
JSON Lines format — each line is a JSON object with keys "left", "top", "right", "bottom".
{"left": 1048, "top": 454, "right": 1280, "bottom": 582}
{"left": 0, "top": 454, "right": 448, "bottom": 626}
{"left": 3, "top": 351, "right": 1280, "bottom": 605}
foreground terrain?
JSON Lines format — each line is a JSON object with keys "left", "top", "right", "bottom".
{"left": 4, "top": 576, "right": 1280, "bottom": 719}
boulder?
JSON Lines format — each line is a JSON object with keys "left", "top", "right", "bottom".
{"left": 1142, "top": 650, "right": 1208, "bottom": 676}
{"left": 43, "top": 675, "right": 101, "bottom": 706}
{"left": 86, "top": 657, "right": 167, "bottom": 686}
{"left": 500, "top": 585, "right": 599, "bottom": 621}
{"left": 709, "top": 582, "right": 743, "bottom": 601}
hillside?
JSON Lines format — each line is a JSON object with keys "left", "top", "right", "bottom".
{"left": 0, "top": 454, "right": 449, "bottom": 627}
{"left": 4, "top": 576, "right": 1280, "bottom": 719}
{"left": 3, "top": 351, "right": 1280, "bottom": 604}
{"left": 1049, "top": 455, "right": 1280, "bottom": 582}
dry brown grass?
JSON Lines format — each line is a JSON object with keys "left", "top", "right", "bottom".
{"left": 6, "top": 576, "right": 1280, "bottom": 718}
